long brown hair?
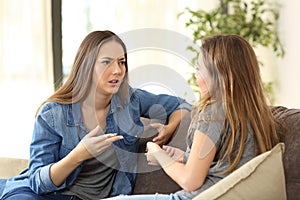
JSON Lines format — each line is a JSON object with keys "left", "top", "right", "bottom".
{"left": 36, "top": 30, "right": 129, "bottom": 115}
{"left": 194, "top": 34, "right": 279, "bottom": 174}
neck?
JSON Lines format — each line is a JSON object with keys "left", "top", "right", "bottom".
{"left": 83, "top": 91, "right": 112, "bottom": 111}
{"left": 81, "top": 92, "right": 111, "bottom": 131}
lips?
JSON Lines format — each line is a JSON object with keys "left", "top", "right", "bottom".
{"left": 109, "top": 79, "right": 119, "bottom": 83}
{"left": 108, "top": 79, "right": 120, "bottom": 86}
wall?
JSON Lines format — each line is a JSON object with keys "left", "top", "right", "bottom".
{"left": 275, "top": 0, "right": 300, "bottom": 108}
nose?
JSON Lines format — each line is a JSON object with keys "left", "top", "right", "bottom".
{"left": 111, "top": 60, "right": 122, "bottom": 74}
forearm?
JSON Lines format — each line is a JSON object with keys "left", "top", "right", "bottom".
{"left": 50, "top": 147, "right": 84, "bottom": 186}
{"left": 151, "top": 149, "right": 188, "bottom": 188}
{"left": 166, "top": 109, "right": 189, "bottom": 133}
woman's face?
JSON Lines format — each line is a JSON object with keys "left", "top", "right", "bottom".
{"left": 93, "top": 40, "right": 126, "bottom": 96}
{"left": 196, "top": 53, "right": 210, "bottom": 96}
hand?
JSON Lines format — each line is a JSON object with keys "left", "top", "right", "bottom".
{"left": 150, "top": 123, "right": 173, "bottom": 146}
{"left": 145, "top": 142, "right": 161, "bottom": 166}
{"left": 162, "top": 145, "right": 184, "bottom": 163}
{"left": 76, "top": 125, "right": 123, "bottom": 161}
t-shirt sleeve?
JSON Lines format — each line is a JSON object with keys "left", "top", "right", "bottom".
{"left": 193, "top": 109, "right": 225, "bottom": 150}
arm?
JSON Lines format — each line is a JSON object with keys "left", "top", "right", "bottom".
{"left": 50, "top": 126, "right": 123, "bottom": 186}
{"left": 147, "top": 130, "right": 216, "bottom": 191}
{"left": 29, "top": 104, "right": 122, "bottom": 194}
{"left": 152, "top": 109, "right": 190, "bottom": 145}
{"left": 28, "top": 112, "right": 69, "bottom": 194}
{"left": 136, "top": 88, "right": 191, "bottom": 145}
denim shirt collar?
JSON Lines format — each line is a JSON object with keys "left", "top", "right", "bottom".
{"left": 110, "top": 86, "right": 134, "bottom": 113}
{"left": 66, "top": 102, "right": 82, "bottom": 127}
{"left": 66, "top": 86, "right": 134, "bottom": 126}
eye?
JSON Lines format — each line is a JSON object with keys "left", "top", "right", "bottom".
{"left": 102, "top": 60, "right": 111, "bottom": 65}
{"left": 118, "top": 60, "right": 126, "bottom": 66}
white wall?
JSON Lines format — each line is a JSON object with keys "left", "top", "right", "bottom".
{"left": 275, "top": 0, "right": 300, "bottom": 108}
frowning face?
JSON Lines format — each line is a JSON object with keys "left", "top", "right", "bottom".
{"left": 93, "top": 40, "right": 126, "bottom": 96}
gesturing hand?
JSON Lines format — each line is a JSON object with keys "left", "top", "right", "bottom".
{"left": 162, "top": 145, "right": 185, "bottom": 163}
{"left": 76, "top": 125, "right": 123, "bottom": 161}
{"left": 150, "top": 123, "right": 173, "bottom": 146}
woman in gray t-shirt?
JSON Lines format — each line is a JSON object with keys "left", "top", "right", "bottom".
{"left": 104, "top": 34, "right": 280, "bottom": 200}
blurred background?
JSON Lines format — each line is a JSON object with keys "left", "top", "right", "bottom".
{"left": 0, "top": 0, "right": 299, "bottom": 159}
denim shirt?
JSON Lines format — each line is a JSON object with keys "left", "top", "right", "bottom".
{"left": 0, "top": 87, "right": 191, "bottom": 198}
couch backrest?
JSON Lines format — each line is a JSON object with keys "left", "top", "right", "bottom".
{"left": 135, "top": 106, "right": 300, "bottom": 200}
{"left": 271, "top": 106, "right": 300, "bottom": 200}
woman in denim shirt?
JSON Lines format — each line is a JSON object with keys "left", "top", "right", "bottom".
{"left": 0, "top": 31, "right": 191, "bottom": 200}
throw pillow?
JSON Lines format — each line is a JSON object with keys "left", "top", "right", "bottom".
{"left": 193, "top": 143, "right": 286, "bottom": 200}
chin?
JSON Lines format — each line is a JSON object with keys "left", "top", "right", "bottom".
{"left": 109, "top": 86, "right": 121, "bottom": 94}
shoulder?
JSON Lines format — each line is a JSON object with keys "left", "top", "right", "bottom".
{"left": 131, "top": 87, "right": 151, "bottom": 96}
{"left": 38, "top": 102, "right": 63, "bottom": 115}
{"left": 192, "top": 104, "right": 225, "bottom": 141}
{"left": 127, "top": 87, "right": 156, "bottom": 102}
{"left": 36, "top": 102, "right": 71, "bottom": 121}
{"left": 35, "top": 102, "right": 74, "bottom": 128}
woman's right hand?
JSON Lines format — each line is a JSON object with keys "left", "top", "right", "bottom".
{"left": 76, "top": 125, "right": 123, "bottom": 161}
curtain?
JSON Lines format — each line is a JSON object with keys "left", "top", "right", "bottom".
{"left": 0, "top": 0, "right": 53, "bottom": 158}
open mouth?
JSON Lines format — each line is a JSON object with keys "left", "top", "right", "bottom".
{"left": 108, "top": 79, "right": 119, "bottom": 86}
{"left": 109, "top": 79, "right": 119, "bottom": 83}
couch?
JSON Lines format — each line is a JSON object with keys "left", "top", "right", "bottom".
{"left": 133, "top": 106, "right": 300, "bottom": 200}
{"left": 0, "top": 106, "right": 299, "bottom": 199}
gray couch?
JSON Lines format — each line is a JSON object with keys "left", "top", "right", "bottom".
{"left": 133, "top": 106, "right": 300, "bottom": 200}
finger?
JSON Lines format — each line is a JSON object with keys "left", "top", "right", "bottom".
{"left": 152, "top": 134, "right": 163, "bottom": 143}
{"left": 146, "top": 142, "right": 156, "bottom": 150}
{"left": 163, "top": 146, "right": 173, "bottom": 155}
{"left": 105, "top": 135, "right": 124, "bottom": 143}
{"left": 162, "top": 145, "right": 171, "bottom": 152}
{"left": 148, "top": 161, "right": 159, "bottom": 166}
{"left": 152, "top": 137, "right": 166, "bottom": 146}
{"left": 145, "top": 154, "right": 155, "bottom": 164}
{"left": 164, "top": 147, "right": 174, "bottom": 157}
{"left": 105, "top": 133, "right": 118, "bottom": 138}
{"left": 164, "top": 147, "right": 172, "bottom": 155}
{"left": 93, "top": 133, "right": 118, "bottom": 141}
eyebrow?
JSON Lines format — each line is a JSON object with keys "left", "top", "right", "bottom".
{"left": 100, "top": 57, "right": 126, "bottom": 60}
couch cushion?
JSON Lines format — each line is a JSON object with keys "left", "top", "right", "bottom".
{"left": 193, "top": 143, "right": 286, "bottom": 200}
{"left": 271, "top": 106, "right": 300, "bottom": 200}
{"left": 0, "top": 157, "right": 28, "bottom": 178}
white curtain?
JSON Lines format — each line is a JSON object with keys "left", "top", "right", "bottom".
{"left": 0, "top": 0, "right": 53, "bottom": 158}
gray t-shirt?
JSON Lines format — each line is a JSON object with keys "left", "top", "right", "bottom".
{"left": 62, "top": 129, "right": 119, "bottom": 200}
{"left": 177, "top": 104, "right": 256, "bottom": 199}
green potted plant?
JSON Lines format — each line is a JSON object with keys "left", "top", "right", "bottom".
{"left": 179, "top": 0, "right": 285, "bottom": 104}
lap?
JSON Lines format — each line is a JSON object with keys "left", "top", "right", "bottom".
{"left": 105, "top": 193, "right": 189, "bottom": 200}
{"left": 1, "top": 187, "right": 80, "bottom": 200}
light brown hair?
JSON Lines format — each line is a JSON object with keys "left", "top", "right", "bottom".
{"left": 194, "top": 34, "right": 279, "bottom": 174}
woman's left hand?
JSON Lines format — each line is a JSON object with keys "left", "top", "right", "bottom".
{"left": 150, "top": 123, "right": 172, "bottom": 146}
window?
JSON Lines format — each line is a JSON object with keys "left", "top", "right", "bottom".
{"left": 0, "top": 0, "right": 53, "bottom": 158}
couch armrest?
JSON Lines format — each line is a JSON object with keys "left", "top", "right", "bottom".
{"left": 0, "top": 157, "right": 28, "bottom": 178}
